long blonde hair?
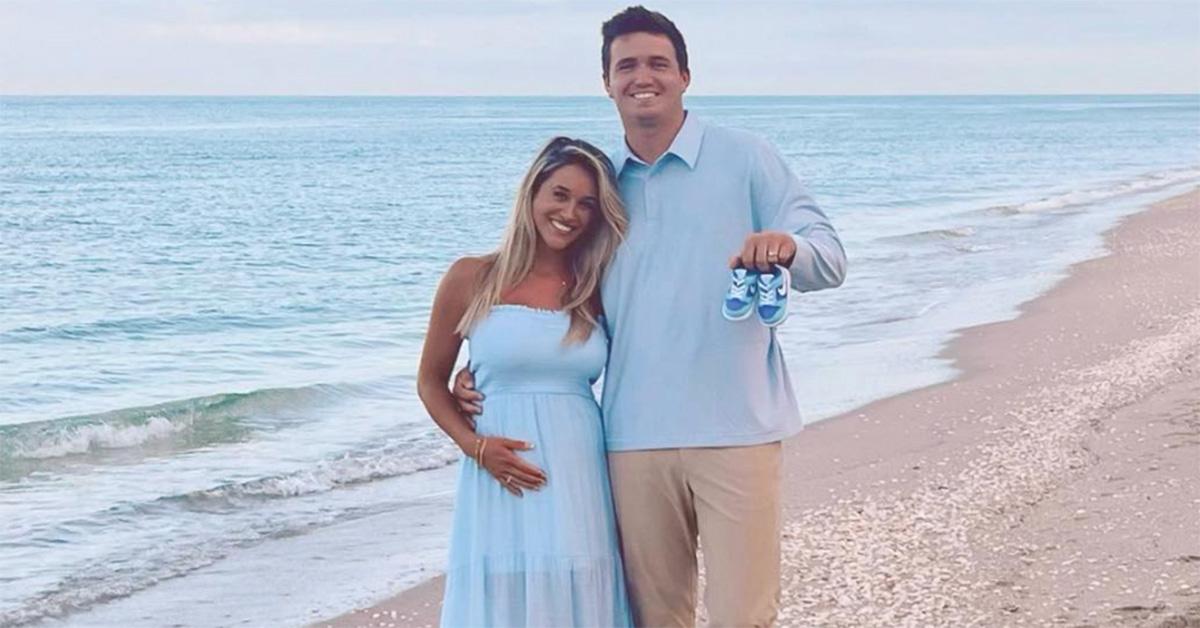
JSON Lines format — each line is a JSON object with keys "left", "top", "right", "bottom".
{"left": 456, "top": 136, "right": 627, "bottom": 344}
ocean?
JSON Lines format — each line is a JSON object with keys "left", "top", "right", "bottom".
{"left": 2, "top": 95, "right": 1198, "bottom": 626}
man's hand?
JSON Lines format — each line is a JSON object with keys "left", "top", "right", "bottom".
{"left": 452, "top": 366, "right": 483, "bottom": 416}
{"left": 729, "top": 231, "right": 797, "bottom": 272}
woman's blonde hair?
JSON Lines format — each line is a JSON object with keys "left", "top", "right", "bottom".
{"left": 456, "top": 136, "right": 627, "bottom": 344}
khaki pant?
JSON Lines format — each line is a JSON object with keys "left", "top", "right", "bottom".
{"left": 608, "top": 442, "right": 782, "bottom": 628}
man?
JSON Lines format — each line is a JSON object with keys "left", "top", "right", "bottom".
{"left": 455, "top": 6, "right": 846, "bottom": 626}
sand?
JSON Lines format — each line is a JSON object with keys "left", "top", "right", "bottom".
{"left": 313, "top": 189, "right": 1199, "bottom": 628}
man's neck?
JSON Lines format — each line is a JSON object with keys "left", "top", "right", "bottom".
{"left": 623, "top": 109, "right": 687, "bottom": 165}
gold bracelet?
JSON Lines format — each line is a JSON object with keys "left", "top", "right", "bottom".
{"left": 478, "top": 437, "right": 489, "bottom": 467}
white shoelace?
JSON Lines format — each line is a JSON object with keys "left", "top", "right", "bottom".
{"left": 728, "top": 270, "right": 751, "bottom": 301}
{"left": 758, "top": 276, "right": 780, "bottom": 306}
{"left": 729, "top": 279, "right": 749, "bottom": 301}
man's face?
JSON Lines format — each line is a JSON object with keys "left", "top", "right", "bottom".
{"left": 604, "top": 32, "right": 690, "bottom": 126}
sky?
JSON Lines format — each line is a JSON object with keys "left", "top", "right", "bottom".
{"left": 1, "top": 0, "right": 1198, "bottom": 96}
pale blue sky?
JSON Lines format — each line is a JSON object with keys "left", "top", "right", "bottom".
{"left": 2, "top": 0, "right": 1197, "bottom": 95}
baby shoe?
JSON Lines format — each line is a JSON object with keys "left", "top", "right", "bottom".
{"left": 756, "top": 265, "right": 791, "bottom": 327}
{"left": 722, "top": 267, "right": 758, "bottom": 321}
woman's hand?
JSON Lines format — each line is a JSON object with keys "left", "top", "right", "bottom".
{"left": 475, "top": 436, "right": 547, "bottom": 497}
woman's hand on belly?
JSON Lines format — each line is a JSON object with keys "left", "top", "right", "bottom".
{"left": 476, "top": 436, "right": 546, "bottom": 497}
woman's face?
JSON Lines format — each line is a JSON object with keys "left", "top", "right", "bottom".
{"left": 531, "top": 163, "right": 599, "bottom": 252}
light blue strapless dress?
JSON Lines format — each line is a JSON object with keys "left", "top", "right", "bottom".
{"left": 440, "top": 305, "right": 632, "bottom": 628}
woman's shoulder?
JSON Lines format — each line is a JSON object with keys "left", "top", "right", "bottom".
{"left": 445, "top": 254, "right": 495, "bottom": 283}
{"left": 439, "top": 255, "right": 494, "bottom": 304}
{"left": 445, "top": 255, "right": 489, "bottom": 278}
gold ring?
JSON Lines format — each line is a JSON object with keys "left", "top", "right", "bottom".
{"left": 504, "top": 474, "right": 512, "bottom": 485}
{"left": 768, "top": 250, "right": 779, "bottom": 258}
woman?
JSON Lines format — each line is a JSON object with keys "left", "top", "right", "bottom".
{"left": 417, "top": 136, "right": 631, "bottom": 627}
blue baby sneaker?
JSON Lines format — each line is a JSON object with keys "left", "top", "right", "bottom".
{"left": 722, "top": 267, "right": 758, "bottom": 321}
{"left": 756, "top": 265, "right": 791, "bottom": 327}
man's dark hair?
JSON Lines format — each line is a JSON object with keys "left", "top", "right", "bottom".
{"left": 601, "top": 6, "right": 689, "bottom": 81}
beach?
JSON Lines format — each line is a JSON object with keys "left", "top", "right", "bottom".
{"left": 4, "top": 96, "right": 1197, "bottom": 627}
{"left": 3, "top": 0, "right": 1198, "bottom": 622}
{"left": 313, "top": 189, "right": 1199, "bottom": 627}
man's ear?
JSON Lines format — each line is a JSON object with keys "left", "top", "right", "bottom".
{"left": 681, "top": 70, "right": 691, "bottom": 93}
{"left": 602, "top": 74, "right": 614, "bottom": 99}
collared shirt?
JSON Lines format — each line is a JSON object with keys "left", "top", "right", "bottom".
{"left": 600, "top": 113, "right": 847, "bottom": 451}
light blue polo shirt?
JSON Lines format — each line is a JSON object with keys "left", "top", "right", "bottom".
{"left": 600, "top": 113, "right": 847, "bottom": 451}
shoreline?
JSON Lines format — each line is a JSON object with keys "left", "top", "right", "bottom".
{"left": 768, "top": 188, "right": 1199, "bottom": 626}
{"left": 314, "top": 189, "right": 1199, "bottom": 627}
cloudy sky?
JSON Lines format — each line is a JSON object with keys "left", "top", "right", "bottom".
{"left": 2, "top": 0, "right": 1197, "bottom": 95}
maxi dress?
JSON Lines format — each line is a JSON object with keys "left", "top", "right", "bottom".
{"left": 439, "top": 304, "right": 632, "bottom": 627}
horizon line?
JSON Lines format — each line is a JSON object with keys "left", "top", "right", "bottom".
{"left": 3, "top": 91, "right": 1199, "bottom": 98}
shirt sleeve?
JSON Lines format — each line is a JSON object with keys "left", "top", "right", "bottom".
{"left": 750, "top": 137, "right": 847, "bottom": 292}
